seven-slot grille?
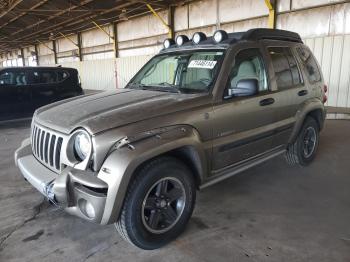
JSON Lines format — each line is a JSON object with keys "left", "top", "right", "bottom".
{"left": 31, "top": 124, "right": 63, "bottom": 172}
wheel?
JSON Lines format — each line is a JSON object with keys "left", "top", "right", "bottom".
{"left": 285, "top": 116, "right": 319, "bottom": 166}
{"left": 115, "top": 156, "right": 196, "bottom": 250}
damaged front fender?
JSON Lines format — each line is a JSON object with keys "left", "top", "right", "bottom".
{"left": 97, "top": 125, "right": 207, "bottom": 224}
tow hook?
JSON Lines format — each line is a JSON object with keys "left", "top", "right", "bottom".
{"left": 44, "top": 181, "right": 61, "bottom": 207}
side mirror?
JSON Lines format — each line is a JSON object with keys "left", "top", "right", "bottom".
{"left": 228, "top": 79, "right": 258, "bottom": 97}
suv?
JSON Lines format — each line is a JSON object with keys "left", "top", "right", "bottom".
{"left": 15, "top": 29, "right": 327, "bottom": 250}
{"left": 0, "top": 66, "right": 83, "bottom": 120}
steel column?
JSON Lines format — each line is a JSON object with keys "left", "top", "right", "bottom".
{"left": 52, "top": 40, "right": 58, "bottom": 64}
{"left": 264, "top": 0, "right": 277, "bottom": 29}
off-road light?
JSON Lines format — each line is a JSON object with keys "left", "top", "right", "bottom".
{"left": 213, "top": 30, "right": 228, "bottom": 43}
{"left": 192, "top": 32, "right": 207, "bottom": 44}
{"left": 176, "top": 35, "right": 189, "bottom": 46}
{"left": 73, "top": 130, "right": 92, "bottom": 161}
{"left": 163, "top": 38, "right": 175, "bottom": 49}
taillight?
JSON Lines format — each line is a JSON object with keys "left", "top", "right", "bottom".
{"left": 323, "top": 84, "right": 328, "bottom": 104}
{"left": 324, "top": 84, "right": 328, "bottom": 93}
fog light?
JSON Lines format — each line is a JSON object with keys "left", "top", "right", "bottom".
{"left": 79, "top": 199, "right": 96, "bottom": 219}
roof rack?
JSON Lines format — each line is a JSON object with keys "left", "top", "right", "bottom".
{"left": 242, "top": 28, "right": 303, "bottom": 43}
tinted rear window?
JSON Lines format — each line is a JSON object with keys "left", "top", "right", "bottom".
{"left": 296, "top": 45, "right": 321, "bottom": 83}
{"left": 0, "top": 70, "right": 28, "bottom": 85}
{"left": 268, "top": 47, "right": 302, "bottom": 90}
{"left": 32, "top": 69, "right": 70, "bottom": 84}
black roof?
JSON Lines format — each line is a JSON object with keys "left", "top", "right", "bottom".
{"left": 0, "top": 66, "right": 78, "bottom": 71}
{"left": 161, "top": 28, "right": 303, "bottom": 53}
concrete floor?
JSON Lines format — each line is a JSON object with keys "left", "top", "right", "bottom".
{"left": 0, "top": 120, "right": 349, "bottom": 262}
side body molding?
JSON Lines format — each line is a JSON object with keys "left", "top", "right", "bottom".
{"left": 289, "top": 98, "right": 326, "bottom": 143}
{"left": 97, "top": 125, "right": 207, "bottom": 225}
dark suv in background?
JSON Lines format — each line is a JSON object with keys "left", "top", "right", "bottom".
{"left": 0, "top": 66, "right": 83, "bottom": 121}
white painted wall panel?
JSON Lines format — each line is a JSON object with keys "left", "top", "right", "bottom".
{"left": 292, "top": 0, "right": 345, "bottom": 10}
{"left": 345, "top": 4, "right": 350, "bottom": 34}
{"left": 328, "top": 36, "right": 343, "bottom": 107}
{"left": 60, "top": 59, "right": 116, "bottom": 91}
{"left": 337, "top": 35, "right": 350, "bottom": 108}
{"left": 81, "top": 25, "right": 113, "bottom": 48}
{"left": 174, "top": 5, "right": 188, "bottom": 31}
{"left": 118, "top": 46, "right": 162, "bottom": 58}
{"left": 313, "top": 37, "right": 324, "bottom": 65}
{"left": 304, "top": 34, "right": 350, "bottom": 109}
{"left": 189, "top": 0, "right": 217, "bottom": 28}
{"left": 39, "top": 54, "right": 55, "bottom": 65}
{"left": 116, "top": 55, "right": 152, "bottom": 88}
{"left": 277, "top": 7, "right": 331, "bottom": 37}
{"left": 219, "top": 0, "right": 268, "bottom": 23}
{"left": 117, "top": 11, "right": 168, "bottom": 42}
{"left": 56, "top": 35, "right": 78, "bottom": 52}
{"left": 38, "top": 41, "right": 53, "bottom": 56}
{"left": 277, "top": 0, "right": 291, "bottom": 12}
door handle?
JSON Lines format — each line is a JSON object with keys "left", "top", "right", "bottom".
{"left": 298, "top": 90, "right": 308, "bottom": 96}
{"left": 259, "top": 98, "right": 275, "bottom": 106}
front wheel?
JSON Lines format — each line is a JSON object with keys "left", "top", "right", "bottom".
{"left": 285, "top": 116, "right": 320, "bottom": 166}
{"left": 115, "top": 156, "right": 196, "bottom": 250}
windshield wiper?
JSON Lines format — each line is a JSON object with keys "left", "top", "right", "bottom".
{"left": 128, "top": 82, "right": 181, "bottom": 94}
{"left": 152, "top": 82, "right": 181, "bottom": 93}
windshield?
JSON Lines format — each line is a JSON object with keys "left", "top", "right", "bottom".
{"left": 128, "top": 50, "right": 225, "bottom": 93}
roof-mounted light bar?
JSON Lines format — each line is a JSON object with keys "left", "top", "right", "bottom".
{"left": 162, "top": 30, "right": 229, "bottom": 50}
{"left": 163, "top": 38, "right": 175, "bottom": 49}
{"left": 192, "top": 32, "right": 207, "bottom": 44}
{"left": 176, "top": 35, "right": 189, "bottom": 46}
{"left": 213, "top": 30, "right": 228, "bottom": 43}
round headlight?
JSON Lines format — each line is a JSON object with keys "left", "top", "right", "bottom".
{"left": 176, "top": 35, "right": 189, "bottom": 46}
{"left": 74, "top": 131, "right": 91, "bottom": 161}
{"left": 192, "top": 32, "right": 207, "bottom": 44}
{"left": 163, "top": 38, "right": 175, "bottom": 49}
{"left": 213, "top": 30, "right": 228, "bottom": 43}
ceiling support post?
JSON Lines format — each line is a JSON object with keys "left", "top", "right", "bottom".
{"left": 77, "top": 32, "right": 83, "bottom": 61}
{"left": 20, "top": 48, "right": 25, "bottom": 66}
{"left": 52, "top": 40, "right": 58, "bottom": 64}
{"left": 264, "top": 0, "right": 277, "bottom": 29}
{"left": 34, "top": 44, "right": 39, "bottom": 66}
{"left": 113, "top": 22, "right": 119, "bottom": 58}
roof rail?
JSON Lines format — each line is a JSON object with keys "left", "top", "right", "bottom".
{"left": 242, "top": 28, "right": 303, "bottom": 43}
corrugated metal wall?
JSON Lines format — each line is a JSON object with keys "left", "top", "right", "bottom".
{"left": 60, "top": 59, "right": 116, "bottom": 90}
{"left": 304, "top": 34, "right": 350, "bottom": 119}
{"left": 115, "top": 55, "right": 152, "bottom": 88}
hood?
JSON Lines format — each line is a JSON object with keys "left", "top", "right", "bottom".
{"left": 35, "top": 88, "right": 208, "bottom": 134}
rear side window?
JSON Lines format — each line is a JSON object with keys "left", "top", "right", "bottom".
{"left": 32, "top": 70, "right": 56, "bottom": 84}
{"left": 268, "top": 47, "right": 302, "bottom": 90}
{"left": 296, "top": 46, "right": 321, "bottom": 83}
{"left": 31, "top": 70, "right": 69, "bottom": 84}
{"left": 57, "top": 70, "right": 70, "bottom": 82}
{"left": 0, "top": 70, "right": 28, "bottom": 85}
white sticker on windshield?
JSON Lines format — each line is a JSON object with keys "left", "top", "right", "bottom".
{"left": 188, "top": 60, "right": 217, "bottom": 69}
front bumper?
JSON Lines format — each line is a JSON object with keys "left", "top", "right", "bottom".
{"left": 15, "top": 139, "right": 108, "bottom": 224}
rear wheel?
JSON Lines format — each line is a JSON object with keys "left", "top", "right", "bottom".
{"left": 115, "top": 156, "right": 196, "bottom": 250}
{"left": 285, "top": 116, "right": 319, "bottom": 166}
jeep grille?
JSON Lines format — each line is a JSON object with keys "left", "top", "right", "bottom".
{"left": 31, "top": 124, "right": 63, "bottom": 172}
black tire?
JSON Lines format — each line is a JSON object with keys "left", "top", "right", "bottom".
{"left": 285, "top": 116, "right": 319, "bottom": 166}
{"left": 115, "top": 156, "right": 196, "bottom": 250}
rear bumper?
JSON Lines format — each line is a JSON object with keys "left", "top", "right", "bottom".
{"left": 15, "top": 139, "right": 109, "bottom": 224}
